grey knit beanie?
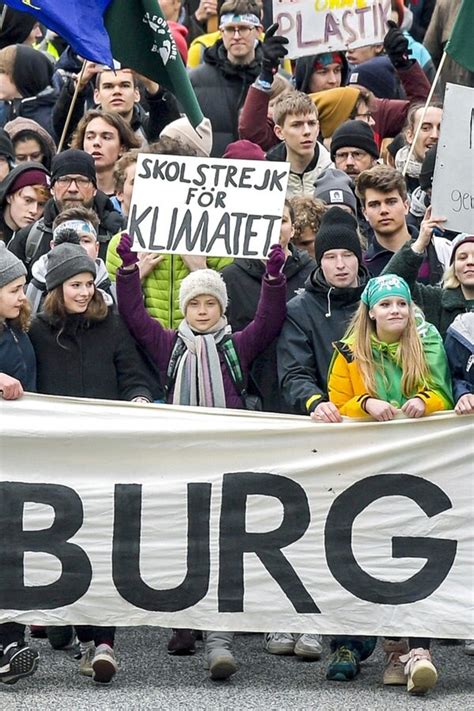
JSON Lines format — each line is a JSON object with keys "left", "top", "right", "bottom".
{"left": 45, "top": 243, "right": 96, "bottom": 292}
{"left": 0, "top": 241, "right": 26, "bottom": 287}
{"left": 179, "top": 268, "right": 228, "bottom": 314}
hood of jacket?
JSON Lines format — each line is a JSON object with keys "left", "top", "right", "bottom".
{"left": 294, "top": 53, "right": 350, "bottom": 93}
{"left": 266, "top": 139, "right": 323, "bottom": 175}
{"left": 203, "top": 40, "right": 262, "bottom": 82}
{"left": 231, "top": 244, "right": 314, "bottom": 282}
{"left": 306, "top": 263, "right": 370, "bottom": 305}
{"left": 446, "top": 312, "right": 474, "bottom": 353}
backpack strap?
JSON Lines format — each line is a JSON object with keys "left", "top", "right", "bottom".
{"left": 163, "top": 337, "right": 187, "bottom": 399}
{"left": 219, "top": 335, "right": 246, "bottom": 396}
{"left": 25, "top": 221, "right": 47, "bottom": 264}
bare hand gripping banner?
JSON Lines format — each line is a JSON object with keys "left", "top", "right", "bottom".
{"left": 0, "top": 394, "right": 472, "bottom": 638}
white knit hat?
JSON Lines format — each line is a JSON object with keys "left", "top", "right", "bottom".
{"left": 160, "top": 117, "right": 213, "bottom": 157}
{"left": 179, "top": 268, "right": 228, "bottom": 314}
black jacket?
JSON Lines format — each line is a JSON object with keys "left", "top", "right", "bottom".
{"left": 222, "top": 245, "right": 315, "bottom": 412}
{"left": 189, "top": 40, "right": 263, "bottom": 157}
{"left": 277, "top": 265, "right": 370, "bottom": 414}
{"left": 363, "top": 224, "right": 445, "bottom": 285}
{"left": 29, "top": 309, "right": 153, "bottom": 401}
{"left": 6, "top": 86, "right": 58, "bottom": 137}
{"left": 8, "top": 191, "right": 125, "bottom": 275}
{"left": 0, "top": 322, "right": 36, "bottom": 391}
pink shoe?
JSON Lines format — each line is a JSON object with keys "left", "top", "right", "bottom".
{"left": 399, "top": 647, "right": 437, "bottom": 695}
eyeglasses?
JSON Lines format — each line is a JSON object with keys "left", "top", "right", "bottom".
{"left": 55, "top": 176, "right": 92, "bottom": 188}
{"left": 334, "top": 149, "right": 369, "bottom": 161}
{"left": 221, "top": 25, "right": 254, "bottom": 37}
{"left": 355, "top": 111, "right": 373, "bottom": 121}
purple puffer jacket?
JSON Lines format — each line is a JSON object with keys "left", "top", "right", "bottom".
{"left": 116, "top": 265, "right": 287, "bottom": 409}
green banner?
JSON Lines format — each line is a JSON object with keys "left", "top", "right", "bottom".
{"left": 105, "top": 0, "right": 204, "bottom": 127}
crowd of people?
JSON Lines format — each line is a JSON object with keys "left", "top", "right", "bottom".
{"left": 0, "top": 0, "right": 472, "bottom": 697}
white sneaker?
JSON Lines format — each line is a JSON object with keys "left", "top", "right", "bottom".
{"left": 263, "top": 632, "right": 295, "bottom": 655}
{"left": 294, "top": 633, "right": 323, "bottom": 659}
{"left": 79, "top": 644, "right": 95, "bottom": 677}
{"left": 464, "top": 640, "right": 474, "bottom": 656}
{"left": 400, "top": 648, "right": 437, "bottom": 695}
{"left": 91, "top": 644, "right": 117, "bottom": 684}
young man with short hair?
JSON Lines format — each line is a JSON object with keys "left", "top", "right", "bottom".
{"left": 356, "top": 164, "right": 449, "bottom": 283}
{"left": 52, "top": 67, "right": 180, "bottom": 147}
{"left": 267, "top": 92, "right": 333, "bottom": 197}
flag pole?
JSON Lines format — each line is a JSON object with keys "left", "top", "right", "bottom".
{"left": 401, "top": 52, "right": 447, "bottom": 177}
{"left": 57, "top": 61, "right": 88, "bottom": 152}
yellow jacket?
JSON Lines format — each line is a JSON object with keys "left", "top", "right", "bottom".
{"left": 328, "top": 339, "right": 453, "bottom": 418}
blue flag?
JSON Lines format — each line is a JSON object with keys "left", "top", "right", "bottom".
{"left": 4, "top": 0, "right": 114, "bottom": 65}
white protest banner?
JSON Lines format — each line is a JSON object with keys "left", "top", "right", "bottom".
{"left": 273, "top": 0, "right": 391, "bottom": 60}
{"left": 127, "top": 154, "right": 289, "bottom": 259}
{"left": 431, "top": 83, "right": 474, "bottom": 233}
{"left": 1, "top": 395, "right": 473, "bottom": 638}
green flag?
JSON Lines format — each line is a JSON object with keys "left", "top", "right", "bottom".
{"left": 104, "top": 0, "right": 204, "bottom": 127}
{"left": 445, "top": 0, "right": 474, "bottom": 73}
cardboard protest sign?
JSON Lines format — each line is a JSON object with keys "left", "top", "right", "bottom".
{"left": 431, "top": 83, "right": 474, "bottom": 234}
{"left": 273, "top": 0, "right": 391, "bottom": 60}
{"left": 127, "top": 154, "right": 289, "bottom": 259}
{"left": 1, "top": 394, "right": 473, "bottom": 639}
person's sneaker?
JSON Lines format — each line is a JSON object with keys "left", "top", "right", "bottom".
{"left": 326, "top": 646, "right": 360, "bottom": 681}
{"left": 399, "top": 648, "right": 437, "bottom": 695}
{"left": 91, "top": 644, "right": 117, "bottom": 684}
{"left": 383, "top": 639, "right": 409, "bottom": 685}
{"left": 359, "top": 636, "right": 378, "bottom": 661}
{"left": 29, "top": 625, "right": 47, "bottom": 639}
{"left": 79, "top": 644, "right": 95, "bottom": 677}
{"left": 167, "top": 629, "right": 196, "bottom": 655}
{"left": 0, "top": 642, "right": 39, "bottom": 685}
{"left": 46, "top": 625, "right": 76, "bottom": 650}
{"left": 263, "top": 632, "right": 295, "bottom": 655}
{"left": 208, "top": 648, "right": 237, "bottom": 681}
{"left": 294, "top": 633, "right": 323, "bottom": 659}
{"left": 464, "top": 640, "right": 474, "bottom": 656}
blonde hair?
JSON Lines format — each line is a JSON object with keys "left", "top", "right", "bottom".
{"left": 347, "top": 302, "right": 430, "bottom": 398}
{"left": 442, "top": 263, "right": 460, "bottom": 289}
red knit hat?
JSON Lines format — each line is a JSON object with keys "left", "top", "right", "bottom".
{"left": 223, "top": 140, "right": 266, "bottom": 160}
{"left": 168, "top": 21, "right": 188, "bottom": 65}
{"left": 7, "top": 167, "right": 50, "bottom": 195}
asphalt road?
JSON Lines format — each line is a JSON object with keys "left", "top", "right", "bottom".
{"left": 1, "top": 628, "right": 472, "bottom": 710}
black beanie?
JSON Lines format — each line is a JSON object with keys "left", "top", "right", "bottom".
{"left": 419, "top": 144, "right": 437, "bottom": 193}
{"left": 45, "top": 243, "right": 96, "bottom": 292}
{"left": 0, "top": 5, "right": 37, "bottom": 49}
{"left": 330, "top": 120, "right": 379, "bottom": 161}
{"left": 315, "top": 206, "right": 362, "bottom": 265}
{"left": 12, "top": 45, "right": 53, "bottom": 98}
{"left": 51, "top": 149, "right": 97, "bottom": 187}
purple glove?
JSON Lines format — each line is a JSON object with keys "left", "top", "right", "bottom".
{"left": 117, "top": 233, "right": 138, "bottom": 268}
{"left": 265, "top": 244, "right": 285, "bottom": 278}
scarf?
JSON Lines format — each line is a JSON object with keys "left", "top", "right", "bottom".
{"left": 173, "top": 317, "right": 231, "bottom": 408}
{"left": 395, "top": 144, "right": 422, "bottom": 179}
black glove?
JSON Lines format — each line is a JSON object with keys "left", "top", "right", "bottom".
{"left": 383, "top": 20, "right": 412, "bottom": 69}
{"left": 259, "top": 23, "right": 289, "bottom": 85}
